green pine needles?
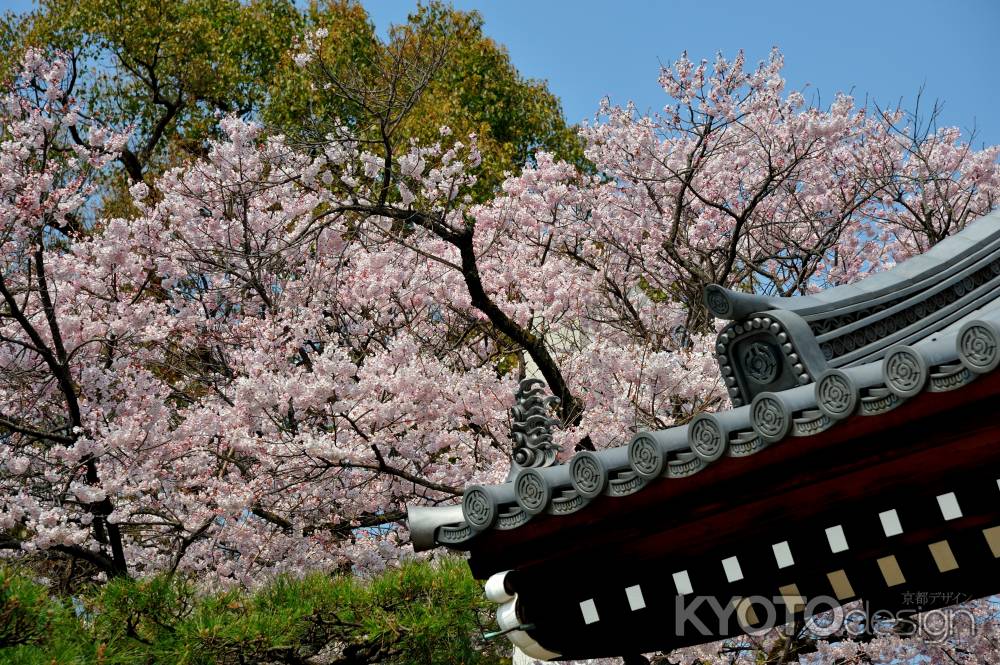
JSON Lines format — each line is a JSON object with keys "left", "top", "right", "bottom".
{"left": 0, "top": 558, "right": 507, "bottom": 664}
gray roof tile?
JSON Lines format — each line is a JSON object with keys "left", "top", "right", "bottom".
{"left": 408, "top": 210, "right": 1000, "bottom": 551}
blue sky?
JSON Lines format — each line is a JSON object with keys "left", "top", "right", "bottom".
{"left": 362, "top": 0, "right": 1000, "bottom": 147}
{"left": 2, "top": 0, "right": 998, "bottom": 146}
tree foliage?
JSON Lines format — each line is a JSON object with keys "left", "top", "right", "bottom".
{"left": 267, "top": 2, "right": 586, "bottom": 198}
{"left": 4, "top": 0, "right": 302, "bottom": 187}
{"left": 1, "top": 0, "right": 584, "bottom": 206}
{"left": 0, "top": 16, "right": 998, "bottom": 665}
{"left": 0, "top": 557, "right": 505, "bottom": 664}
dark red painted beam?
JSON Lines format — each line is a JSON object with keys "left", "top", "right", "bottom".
{"left": 467, "top": 370, "right": 1000, "bottom": 577}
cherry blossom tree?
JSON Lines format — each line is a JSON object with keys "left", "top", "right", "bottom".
{"left": 0, "top": 42, "right": 997, "bottom": 663}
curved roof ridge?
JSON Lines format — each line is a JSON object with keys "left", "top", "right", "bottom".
{"left": 704, "top": 209, "right": 1000, "bottom": 321}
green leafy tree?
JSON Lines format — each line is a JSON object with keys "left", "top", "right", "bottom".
{"left": 5, "top": 0, "right": 301, "bottom": 191}
{"left": 2, "top": 0, "right": 584, "bottom": 207}
{"left": 267, "top": 2, "right": 585, "bottom": 200}
{"left": 0, "top": 558, "right": 508, "bottom": 664}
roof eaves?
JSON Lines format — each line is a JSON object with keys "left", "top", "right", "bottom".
{"left": 406, "top": 213, "right": 1000, "bottom": 551}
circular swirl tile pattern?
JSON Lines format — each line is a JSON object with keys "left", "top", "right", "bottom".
{"left": 743, "top": 341, "right": 780, "bottom": 384}
{"left": 959, "top": 322, "right": 999, "bottom": 373}
{"left": 514, "top": 469, "right": 550, "bottom": 515}
{"left": 462, "top": 486, "right": 496, "bottom": 531}
{"left": 883, "top": 347, "right": 927, "bottom": 397}
{"left": 570, "top": 452, "right": 607, "bottom": 498}
{"left": 689, "top": 416, "right": 726, "bottom": 462}
{"left": 705, "top": 285, "right": 732, "bottom": 318}
{"left": 628, "top": 435, "right": 664, "bottom": 479}
{"left": 751, "top": 394, "right": 789, "bottom": 442}
{"left": 816, "top": 371, "right": 857, "bottom": 419}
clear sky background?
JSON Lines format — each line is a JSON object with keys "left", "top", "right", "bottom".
{"left": 361, "top": 0, "right": 1000, "bottom": 147}
{"left": 2, "top": 0, "right": 998, "bottom": 146}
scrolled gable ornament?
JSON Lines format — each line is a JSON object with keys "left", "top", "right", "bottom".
{"left": 509, "top": 378, "right": 562, "bottom": 472}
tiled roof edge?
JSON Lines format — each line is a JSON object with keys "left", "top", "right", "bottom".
{"left": 408, "top": 303, "right": 1000, "bottom": 551}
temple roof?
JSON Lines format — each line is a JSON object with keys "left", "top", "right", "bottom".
{"left": 407, "top": 210, "right": 1000, "bottom": 553}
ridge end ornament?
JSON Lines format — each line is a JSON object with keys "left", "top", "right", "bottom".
{"left": 509, "top": 378, "right": 562, "bottom": 473}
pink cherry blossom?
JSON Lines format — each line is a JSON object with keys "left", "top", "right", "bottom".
{"left": 0, "top": 49, "right": 997, "bottom": 663}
